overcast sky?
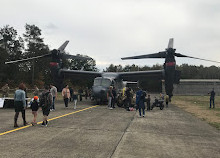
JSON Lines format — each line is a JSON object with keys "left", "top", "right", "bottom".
{"left": 1, "top": 0, "right": 220, "bottom": 71}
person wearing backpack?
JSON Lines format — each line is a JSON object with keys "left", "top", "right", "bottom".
{"left": 62, "top": 85, "right": 70, "bottom": 107}
{"left": 40, "top": 85, "right": 52, "bottom": 126}
{"left": 31, "top": 96, "right": 39, "bottom": 126}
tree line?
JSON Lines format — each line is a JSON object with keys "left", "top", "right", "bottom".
{"left": 0, "top": 24, "right": 220, "bottom": 89}
{"left": 105, "top": 63, "right": 220, "bottom": 79}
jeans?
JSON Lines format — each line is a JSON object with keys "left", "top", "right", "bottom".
{"left": 51, "top": 96, "right": 56, "bottom": 110}
{"left": 108, "top": 97, "right": 112, "bottom": 108}
{"left": 139, "top": 107, "right": 145, "bottom": 116}
{"left": 64, "top": 98, "right": 69, "bottom": 107}
{"left": 210, "top": 98, "right": 215, "bottom": 108}
{"left": 111, "top": 97, "right": 116, "bottom": 108}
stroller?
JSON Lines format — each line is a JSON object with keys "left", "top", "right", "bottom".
{"left": 151, "top": 97, "right": 164, "bottom": 110}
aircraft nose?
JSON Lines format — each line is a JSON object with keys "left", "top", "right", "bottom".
{"left": 92, "top": 86, "right": 106, "bottom": 98}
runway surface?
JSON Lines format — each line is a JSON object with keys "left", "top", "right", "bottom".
{"left": 0, "top": 100, "right": 219, "bottom": 158}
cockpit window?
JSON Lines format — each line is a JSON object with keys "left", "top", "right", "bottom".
{"left": 94, "top": 78, "right": 111, "bottom": 87}
{"left": 101, "top": 79, "right": 111, "bottom": 87}
{"left": 94, "top": 78, "right": 102, "bottom": 86}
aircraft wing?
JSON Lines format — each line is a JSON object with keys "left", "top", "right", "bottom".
{"left": 117, "top": 70, "right": 164, "bottom": 81}
{"left": 59, "top": 69, "right": 102, "bottom": 79}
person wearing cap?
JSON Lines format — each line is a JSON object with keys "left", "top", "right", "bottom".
{"left": 31, "top": 96, "right": 39, "bottom": 125}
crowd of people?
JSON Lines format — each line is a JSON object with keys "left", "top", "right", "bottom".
{"left": 106, "top": 86, "right": 172, "bottom": 117}
{"left": 0, "top": 82, "right": 89, "bottom": 128}
{"left": 0, "top": 83, "right": 217, "bottom": 127}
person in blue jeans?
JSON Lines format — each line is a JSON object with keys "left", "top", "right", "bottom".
{"left": 136, "top": 88, "right": 146, "bottom": 117}
{"left": 50, "top": 84, "right": 57, "bottom": 111}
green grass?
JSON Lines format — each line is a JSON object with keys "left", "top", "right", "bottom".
{"left": 209, "top": 122, "right": 220, "bottom": 130}
{"left": 173, "top": 96, "right": 220, "bottom": 130}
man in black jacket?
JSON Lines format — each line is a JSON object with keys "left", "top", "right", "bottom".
{"left": 209, "top": 88, "right": 215, "bottom": 108}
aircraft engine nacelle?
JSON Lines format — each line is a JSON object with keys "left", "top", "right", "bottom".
{"left": 174, "top": 70, "right": 181, "bottom": 84}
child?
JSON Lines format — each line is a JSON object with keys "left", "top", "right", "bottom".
{"left": 73, "top": 91, "right": 78, "bottom": 109}
{"left": 31, "top": 96, "right": 39, "bottom": 125}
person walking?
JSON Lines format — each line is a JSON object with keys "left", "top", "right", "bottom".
{"left": 40, "top": 85, "right": 52, "bottom": 127}
{"left": 107, "top": 86, "right": 113, "bottom": 109}
{"left": 14, "top": 83, "right": 28, "bottom": 127}
{"left": 62, "top": 85, "right": 70, "bottom": 107}
{"left": 138, "top": 91, "right": 146, "bottom": 117}
{"left": 136, "top": 88, "right": 146, "bottom": 117}
{"left": 112, "top": 87, "right": 117, "bottom": 108}
{"left": 136, "top": 87, "right": 142, "bottom": 111}
{"left": 209, "top": 88, "right": 215, "bottom": 108}
{"left": 50, "top": 84, "right": 57, "bottom": 111}
{"left": 31, "top": 96, "right": 39, "bottom": 125}
{"left": 73, "top": 91, "right": 78, "bottom": 109}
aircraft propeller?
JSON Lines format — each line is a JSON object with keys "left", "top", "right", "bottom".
{"left": 121, "top": 38, "right": 220, "bottom": 63}
{"left": 122, "top": 51, "right": 220, "bottom": 63}
{"left": 5, "top": 40, "right": 92, "bottom": 64}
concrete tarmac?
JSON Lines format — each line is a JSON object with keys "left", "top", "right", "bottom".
{"left": 0, "top": 100, "right": 220, "bottom": 158}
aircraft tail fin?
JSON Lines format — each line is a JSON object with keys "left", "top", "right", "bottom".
{"left": 167, "top": 38, "right": 174, "bottom": 48}
{"left": 58, "top": 41, "right": 69, "bottom": 52}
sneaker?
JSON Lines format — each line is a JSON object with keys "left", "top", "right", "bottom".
{"left": 143, "top": 115, "right": 145, "bottom": 117}
{"left": 109, "top": 107, "right": 113, "bottom": 110}
{"left": 23, "top": 122, "right": 29, "bottom": 126}
{"left": 41, "top": 121, "right": 45, "bottom": 126}
{"left": 14, "top": 124, "right": 19, "bottom": 128}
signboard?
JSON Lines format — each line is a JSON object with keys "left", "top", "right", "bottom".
{"left": 0, "top": 98, "right": 5, "bottom": 108}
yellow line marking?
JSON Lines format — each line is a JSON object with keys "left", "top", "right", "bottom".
{"left": 0, "top": 105, "right": 99, "bottom": 136}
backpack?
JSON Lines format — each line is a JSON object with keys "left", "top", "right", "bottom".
{"left": 40, "top": 91, "right": 51, "bottom": 109}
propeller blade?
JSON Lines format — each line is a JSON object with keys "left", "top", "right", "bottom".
{"left": 174, "top": 53, "right": 220, "bottom": 63}
{"left": 121, "top": 51, "right": 167, "bottom": 60}
{"left": 5, "top": 53, "right": 51, "bottom": 64}
{"left": 62, "top": 54, "right": 92, "bottom": 60}
{"left": 58, "top": 41, "right": 69, "bottom": 52}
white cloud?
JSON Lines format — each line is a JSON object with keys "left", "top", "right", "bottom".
{"left": 1, "top": 0, "right": 220, "bottom": 70}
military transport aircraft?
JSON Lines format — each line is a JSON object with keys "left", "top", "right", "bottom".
{"left": 5, "top": 39, "right": 220, "bottom": 104}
